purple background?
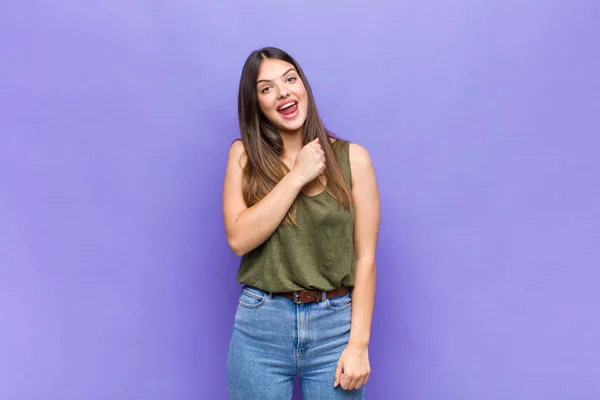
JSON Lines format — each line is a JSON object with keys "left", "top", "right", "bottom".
{"left": 1, "top": 0, "right": 599, "bottom": 399}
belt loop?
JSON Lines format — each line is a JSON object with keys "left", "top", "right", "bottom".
{"left": 322, "top": 290, "right": 327, "bottom": 302}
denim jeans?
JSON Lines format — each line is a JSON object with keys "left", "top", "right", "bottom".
{"left": 227, "top": 285, "right": 365, "bottom": 399}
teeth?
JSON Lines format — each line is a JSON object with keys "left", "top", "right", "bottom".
{"left": 279, "top": 102, "right": 296, "bottom": 110}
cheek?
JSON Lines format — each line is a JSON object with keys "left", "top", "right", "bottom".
{"left": 257, "top": 96, "right": 272, "bottom": 115}
{"left": 298, "top": 86, "right": 308, "bottom": 111}
{"left": 300, "top": 94, "right": 309, "bottom": 114}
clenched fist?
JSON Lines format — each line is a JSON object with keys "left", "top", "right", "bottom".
{"left": 291, "top": 138, "right": 326, "bottom": 186}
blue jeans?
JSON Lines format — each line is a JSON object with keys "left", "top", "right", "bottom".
{"left": 227, "top": 285, "right": 365, "bottom": 399}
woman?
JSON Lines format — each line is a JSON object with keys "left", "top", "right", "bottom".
{"left": 222, "top": 47, "right": 380, "bottom": 399}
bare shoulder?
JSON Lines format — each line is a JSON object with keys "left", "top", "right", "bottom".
{"left": 348, "top": 142, "right": 374, "bottom": 170}
{"left": 229, "top": 139, "right": 246, "bottom": 156}
{"left": 228, "top": 139, "right": 247, "bottom": 168}
{"left": 348, "top": 142, "right": 380, "bottom": 248}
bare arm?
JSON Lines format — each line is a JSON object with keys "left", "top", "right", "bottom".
{"left": 222, "top": 139, "right": 324, "bottom": 256}
{"left": 347, "top": 143, "right": 379, "bottom": 349}
{"left": 334, "top": 142, "right": 380, "bottom": 390}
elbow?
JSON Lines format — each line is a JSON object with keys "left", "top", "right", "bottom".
{"left": 227, "top": 236, "right": 247, "bottom": 257}
{"left": 232, "top": 247, "right": 246, "bottom": 257}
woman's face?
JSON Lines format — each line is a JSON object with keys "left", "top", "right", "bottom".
{"left": 256, "top": 58, "right": 308, "bottom": 135}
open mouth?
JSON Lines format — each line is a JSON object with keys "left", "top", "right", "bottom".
{"left": 277, "top": 101, "right": 298, "bottom": 118}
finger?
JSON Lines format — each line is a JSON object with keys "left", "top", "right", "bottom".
{"left": 333, "top": 362, "right": 343, "bottom": 387}
{"left": 363, "top": 372, "right": 370, "bottom": 385}
{"left": 360, "top": 374, "right": 369, "bottom": 387}
{"left": 354, "top": 376, "right": 366, "bottom": 390}
{"left": 345, "top": 375, "right": 358, "bottom": 391}
{"left": 346, "top": 376, "right": 358, "bottom": 391}
{"left": 339, "top": 374, "right": 348, "bottom": 390}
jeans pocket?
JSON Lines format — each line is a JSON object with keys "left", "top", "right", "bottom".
{"left": 326, "top": 292, "right": 352, "bottom": 311}
{"left": 238, "top": 286, "right": 268, "bottom": 309}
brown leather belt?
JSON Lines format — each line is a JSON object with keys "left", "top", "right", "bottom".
{"left": 274, "top": 286, "right": 349, "bottom": 304}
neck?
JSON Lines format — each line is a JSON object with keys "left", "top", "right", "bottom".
{"left": 279, "top": 129, "right": 304, "bottom": 157}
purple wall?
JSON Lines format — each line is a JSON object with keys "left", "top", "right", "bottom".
{"left": 2, "top": 1, "right": 599, "bottom": 399}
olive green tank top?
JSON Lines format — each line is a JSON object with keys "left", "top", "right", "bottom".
{"left": 236, "top": 139, "right": 355, "bottom": 293}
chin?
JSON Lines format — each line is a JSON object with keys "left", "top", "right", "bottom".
{"left": 277, "top": 122, "right": 303, "bottom": 134}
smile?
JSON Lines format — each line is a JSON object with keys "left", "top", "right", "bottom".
{"left": 277, "top": 101, "right": 299, "bottom": 119}
{"left": 277, "top": 101, "right": 297, "bottom": 111}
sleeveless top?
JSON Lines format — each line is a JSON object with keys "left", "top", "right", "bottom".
{"left": 236, "top": 139, "right": 355, "bottom": 293}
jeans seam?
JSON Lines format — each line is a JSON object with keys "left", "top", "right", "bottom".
{"left": 325, "top": 300, "right": 352, "bottom": 311}
{"left": 238, "top": 295, "right": 267, "bottom": 309}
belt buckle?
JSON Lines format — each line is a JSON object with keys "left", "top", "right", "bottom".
{"left": 293, "top": 291, "right": 303, "bottom": 304}
{"left": 293, "top": 290, "right": 321, "bottom": 304}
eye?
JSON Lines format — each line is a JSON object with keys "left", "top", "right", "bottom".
{"left": 287, "top": 76, "right": 297, "bottom": 83}
{"left": 260, "top": 86, "right": 271, "bottom": 94}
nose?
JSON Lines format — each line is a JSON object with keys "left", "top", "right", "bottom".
{"left": 276, "top": 86, "right": 289, "bottom": 99}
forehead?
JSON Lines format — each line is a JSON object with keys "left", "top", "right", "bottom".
{"left": 257, "top": 58, "right": 296, "bottom": 81}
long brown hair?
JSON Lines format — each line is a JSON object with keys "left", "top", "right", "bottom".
{"left": 237, "top": 47, "right": 352, "bottom": 225}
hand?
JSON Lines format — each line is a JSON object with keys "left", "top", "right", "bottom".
{"left": 334, "top": 344, "right": 370, "bottom": 390}
{"left": 291, "top": 138, "right": 326, "bottom": 186}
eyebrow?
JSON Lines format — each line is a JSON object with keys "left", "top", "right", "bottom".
{"left": 256, "top": 68, "right": 296, "bottom": 85}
